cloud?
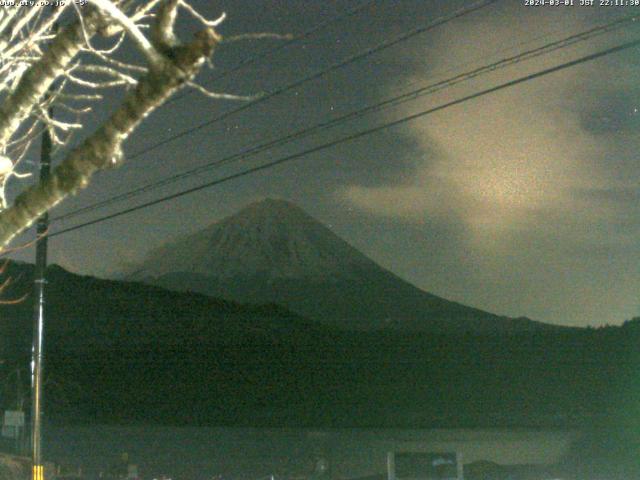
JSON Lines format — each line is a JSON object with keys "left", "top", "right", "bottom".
{"left": 342, "top": 6, "right": 637, "bottom": 247}
{"left": 338, "top": 5, "right": 640, "bottom": 325}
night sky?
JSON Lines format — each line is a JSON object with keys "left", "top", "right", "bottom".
{"left": 8, "top": 0, "right": 640, "bottom": 327}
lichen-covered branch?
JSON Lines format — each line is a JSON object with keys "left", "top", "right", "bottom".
{"left": 0, "top": 27, "right": 220, "bottom": 246}
{"left": 0, "top": 9, "right": 101, "bottom": 151}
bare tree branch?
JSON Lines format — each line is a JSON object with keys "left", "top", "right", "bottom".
{"left": 0, "top": 0, "right": 278, "bottom": 249}
{"left": 0, "top": 9, "right": 102, "bottom": 151}
{"left": 89, "top": 0, "right": 164, "bottom": 66}
{"left": 0, "top": 24, "right": 221, "bottom": 246}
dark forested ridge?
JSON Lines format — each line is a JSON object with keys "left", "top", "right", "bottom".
{"left": 0, "top": 261, "right": 638, "bottom": 430}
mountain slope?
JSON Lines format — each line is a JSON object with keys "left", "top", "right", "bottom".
{"left": 0, "top": 261, "right": 330, "bottom": 358}
{"left": 0, "top": 261, "right": 635, "bottom": 428}
{"left": 128, "top": 198, "right": 558, "bottom": 333}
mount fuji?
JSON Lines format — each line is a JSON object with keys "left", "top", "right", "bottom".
{"left": 126, "top": 198, "right": 556, "bottom": 333}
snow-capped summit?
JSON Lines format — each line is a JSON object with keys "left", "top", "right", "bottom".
{"left": 128, "top": 198, "right": 555, "bottom": 333}
{"left": 133, "top": 198, "right": 377, "bottom": 281}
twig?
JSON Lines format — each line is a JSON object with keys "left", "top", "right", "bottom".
{"left": 186, "top": 81, "right": 260, "bottom": 101}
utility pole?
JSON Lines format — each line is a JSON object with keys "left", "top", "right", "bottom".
{"left": 17, "top": 367, "right": 24, "bottom": 455}
{"left": 31, "top": 111, "right": 52, "bottom": 480}
{"left": 17, "top": 366, "right": 23, "bottom": 409}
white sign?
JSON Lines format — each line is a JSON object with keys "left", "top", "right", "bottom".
{"left": 4, "top": 410, "right": 24, "bottom": 427}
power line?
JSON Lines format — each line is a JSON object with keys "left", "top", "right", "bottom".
{"left": 52, "top": 13, "right": 639, "bottom": 223}
{"left": 164, "top": 0, "right": 378, "bottom": 106}
{"left": 48, "top": 36, "right": 640, "bottom": 239}
{"left": 51, "top": 0, "right": 500, "bottom": 223}
{"left": 124, "top": 0, "right": 500, "bottom": 162}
